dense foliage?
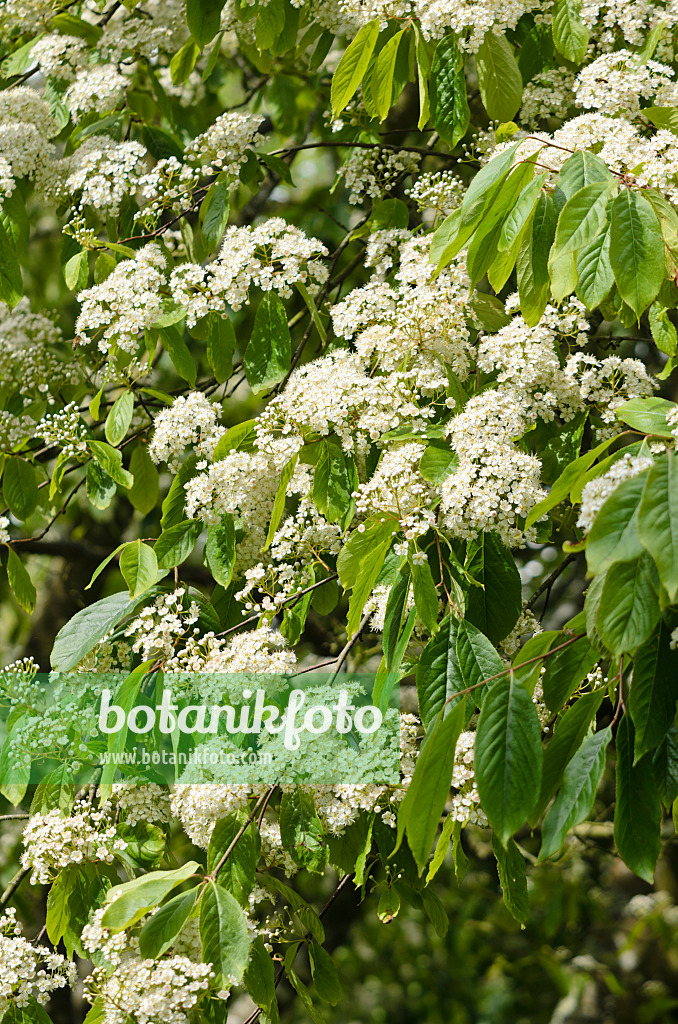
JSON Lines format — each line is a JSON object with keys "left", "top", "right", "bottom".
{"left": 0, "top": 0, "right": 678, "bottom": 1020}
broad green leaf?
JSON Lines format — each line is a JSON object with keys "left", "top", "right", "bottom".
{"left": 200, "top": 880, "right": 251, "bottom": 985}
{"left": 138, "top": 888, "right": 199, "bottom": 959}
{"left": 552, "top": 0, "right": 589, "bottom": 62}
{"left": 129, "top": 443, "right": 160, "bottom": 515}
{"left": 313, "top": 439, "right": 358, "bottom": 528}
{"left": 7, "top": 547, "right": 36, "bottom": 613}
{"left": 3, "top": 458, "right": 38, "bottom": 521}
{"left": 541, "top": 636, "right": 600, "bottom": 711}
{"left": 186, "top": 0, "right": 227, "bottom": 46}
{"left": 466, "top": 163, "right": 534, "bottom": 286}
{"left": 638, "top": 453, "right": 678, "bottom": 600}
{"left": 533, "top": 687, "right": 605, "bottom": 823}
{"left": 309, "top": 942, "right": 341, "bottom": 1005}
{"left": 550, "top": 181, "right": 615, "bottom": 262}
{"left": 279, "top": 789, "right": 328, "bottom": 874}
{"left": 206, "top": 313, "right": 236, "bottom": 382}
{"left": 585, "top": 472, "right": 646, "bottom": 575}
{"left": 337, "top": 518, "right": 396, "bottom": 590}
{"left": 465, "top": 532, "right": 522, "bottom": 645}
{"left": 85, "top": 543, "right": 126, "bottom": 591}
{"left": 539, "top": 727, "right": 610, "bottom": 859}
{"left": 199, "top": 179, "right": 230, "bottom": 253}
{"left": 525, "top": 432, "right": 620, "bottom": 528}
{"left": 86, "top": 461, "right": 116, "bottom": 511}
{"left": 207, "top": 813, "right": 260, "bottom": 905}
{"left": 103, "top": 862, "right": 200, "bottom": 931}
{"left": 244, "top": 936, "right": 277, "bottom": 1012}
{"left": 649, "top": 302, "right": 678, "bottom": 356}
{"left": 395, "top": 698, "right": 466, "bottom": 873}
{"left": 615, "top": 714, "right": 661, "bottom": 883}
{"left": 255, "top": 0, "right": 285, "bottom": 50}
{"left": 616, "top": 396, "right": 675, "bottom": 437}
{"left": 629, "top": 622, "right": 678, "bottom": 762}
{"left": 47, "top": 863, "right": 112, "bottom": 958}
{"left": 653, "top": 721, "right": 678, "bottom": 808}
{"left": 263, "top": 453, "right": 298, "bottom": 549}
{"left": 89, "top": 440, "right": 134, "bottom": 488}
{"left": 372, "top": 30, "right": 405, "bottom": 121}
{"left": 553, "top": 151, "right": 614, "bottom": 213}
{"left": 476, "top": 32, "right": 523, "bottom": 122}
{"left": 430, "top": 33, "right": 469, "bottom": 147}
{"left": 517, "top": 193, "right": 556, "bottom": 326}
{"left": 642, "top": 105, "right": 678, "bottom": 134}
{"left": 596, "top": 553, "right": 659, "bottom": 656}
{"left": 419, "top": 442, "right": 459, "bottom": 484}
{"left": 170, "top": 38, "right": 200, "bottom": 85}
{"left": 476, "top": 674, "right": 543, "bottom": 844}
{"left": 119, "top": 539, "right": 158, "bottom": 598}
{"left": 492, "top": 834, "right": 529, "bottom": 925}
{"left": 31, "top": 764, "right": 75, "bottom": 817}
{"left": 498, "top": 173, "right": 547, "bottom": 252}
{"left": 575, "top": 222, "right": 614, "bottom": 309}
{"left": 0, "top": 216, "right": 23, "bottom": 308}
{"left": 158, "top": 325, "right": 197, "bottom": 386}
{"left": 51, "top": 592, "right": 136, "bottom": 670}
{"left": 610, "top": 189, "right": 664, "bottom": 319}
{"left": 155, "top": 521, "right": 201, "bottom": 569}
{"left": 105, "top": 391, "right": 134, "bottom": 447}
{"left": 205, "top": 514, "right": 236, "bottom": 587}
{"left": 63, "top": 250, "right": 88, "bottom": 290}
{"left": 244, "top": 292, "right": 291, "bottom": 394}
{"left": 331, "top": 18, "right": 380, "bottom": 117}
{"left": 382, "top": 562, "right": 410, "bottom": 670}
{"left": 411, "top": 559, "right": 439, "bottom": 634}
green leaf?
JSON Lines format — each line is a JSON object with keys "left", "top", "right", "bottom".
{"left": 339, "top": 521, "right": 396, "bottom": 636}
{"left": 517, "top": 193, "right": 556, "bottom": 326}
{"left": 51, "top": 592, "right": 136, "bottom": 671}
{"left": 255, "top": 0, "right": 285, "bottom": 50}
{"left": 313, "top": 439, "right": 358, "bottom": 528}
{"left": 331, "top": 18, "right": 380, "bottom": 117}
{"left": 186, "top": 0, "right": 226, "bottom": 45}
{"left": 372, "top": 30, "right": 405, "bottom": 121}
{"left": 615, "top": 714, "right": 661, "bottom": 883}
{"left": 200, "top": 880, "right": 250, "bottom": 985}
{"left": 200, "top": 179, "right": 230, "bottom": 253}
{"left": 0, "top": 210, "right": 23, "bottom": 308}
{"left": 475, "top": 675, "right": 543, "bottom": 844}
{"left": 383, "top": 562, "right": 410, "bottom": 670}
{"left": 63, "top": 250, "right": 88, "bottom": 291}
{"left": 465, "top": 533, "right": 522, "bottom": 645}
{"left": 542, "top": 637, "right": 600, "bottom": 712}
{"left": 309, "top": 943, "right": 341, "bottom": 1005}
{"left": 89, "top": 440, "right": 134, "bottom": 488}
{"left": 155, "top": 521, "right": 201, "bottom": 569}
{"left": 475, "top": 32, "right": 523, "bottom": 122}
{"left": 419, "top": 442, "right": 458, "bottom": 484}
{"left": 139, "top": 888, "right": 199, "bottom": 959}
{"left": 129, "top": 443, "right": 160, "bottom": 515}
{"left": 170, "top": 38, "right": 200, "bottom": 85}
{"left": 244, "top": 291, "right": 291, "bottom": 394}
{"left": 550, "top": 181, "right": 615, "bottom": 262}
{"left": 6, "top": 547, "right": 36, "bottom": 613}
{"left": 207, "top": 813, "right": 260, "bottom": 905}
{"left": 31, "top": 765, "right": 75, "bottom": 817}
{"left": 533, "top": 688, "right": 605, "bottom": 822}
{"left": 85, "top": 543, "right": 126, "bottom": 591}
{"left": 553, "top": 151, "right": 614, "bottom": 213}
{"left": 119, "top": 540, "right": 159, "bottom": 599}
{"left": 244, "top": 936, "right": 277, "bottom": 1011}
{"left": 411, "top": 559, "right": 439, "bottom": 633}
{"left": 105, "top": 391, "right": 134, "bottom": 447}
{"left": 539, "top": 727, "right": 610, "bottom": 859}
{"left": 649, "top": 302, "right": 678, "bottom": 356}
{"left": 395, "top": 698, "right": 466, "bottom": 873}
{"left": 642, "top": 105, "right": 678, "bottom": 134}
{"left": 102, "top": 862, "right": 200, "bottom": 931}
{"left": 596, "top": 554, "right": 660, "bottom": 656}
{"left": 525, "top": 432, "right": 620, "bottom": 528}
{"left": 585, "top": 472, "right": 646, "bottom": 575}
{"left": 575, "top": 221, "right": 614, "bottom": 309}
{"left": 158, "top": 325, "right": 197, "bottom": 386}
{"left": 47, "top": 863, "right": 111, "bottom": 958}
{"left": 610, "top": 189, "right": 665, "bottom": 320}
{"left": 466, "top": 163, "right": 535, "bottom": 287}
{"left": 638, "top": 453, "right": 678, "bottom": 600}
{"left": 629, "top": 622, "right": 678, "bottom": 762}
{"left": 552, "top": 0, "right": 589, "bottom": 61}
{"left": 430, "top": 33, "right": 469, "bottom": 147}
{"left": 279, "top": 790, "right": 329, "bottom": 874}
{"left": 616, "top": 397, "right": 676, "bottom": 437}
{"left": 87, "top": 461, "right": 117, "bottom": 511}
{"left": 492, "top": 835, "right": 529, "bottom": 925}
{"left": 498, "top": 173, "right": 547, "bottom": 252}
{"left": 205, "top": 313, "right": 236, "bottom": 382}
{"left": 205, "top": 515, "right": 236, "bottom": 587}
{"left": 264, "top": 454, "right": 298, "bottom": 549}
{"left": 3, "top": 458, "right": 38, "bottom": 520}
{"left": 653, "top": 721, "right": 678, "bottom": 808}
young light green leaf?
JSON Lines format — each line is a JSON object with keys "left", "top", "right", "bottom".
{"left": 552, "top": 0, "right": 589, "bottom": 62}
{"left": 330, "top": 18, "right": 380, "bottom": 117}
{"left": 138, "top": 888, "right": 199, "bottom": 959}
{"left": 200, "top": 880, "right": 250, "bottom": 985}
{"left": 475, "top": 32, "right": 523, "bottom": 122}
{"left": 119, "top": 539, "right": 158, "bottom": 598}
{"left": 105, "top": 391, "right": 134, "bottom": 447}
{"left": 205, "top": 514, "right": 236, "bottom": 587}
{"left": 6, "top": 547, "right": 36, "bottom": 613}
{"left": 585, "top": 472, "right": 646, "bottom": 575}
{"left": 637, "top": 452, "right": 678, "bottom": 601}
{"left": 102, "top": 862, "right": 200, "bottom": 931}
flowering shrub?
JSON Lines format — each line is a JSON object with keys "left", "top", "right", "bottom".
{"left": 0, "top": 0, "right": 677, "bottom": 1020}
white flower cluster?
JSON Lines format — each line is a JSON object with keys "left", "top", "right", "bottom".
{"left": 111, "top": 783, "right": 172, "bottom": 826}
{"left": 0, "top": 908, "right": 77, "bottom": 1016}
{"left": 37, "top": 402, "right": 88, "bottom": 458}
{"left": 49, "top": 139, "right": 149, "bottom": 216}
{"left": 76, "top": 245, "right": 168, "bottom": 355}
{"left": 0, "top": 302, "right": 80, "bottom": 399}
{"left": 21, "top": 803, "right": 126, "bottom": 884}
{"left": 580, "top": 0, "right": 675, "bottom": 51}
{"left": 149, "top": 392, "right": 226, "bottom": 470}
{"left": 364, "top": 228, "right": 411, "bottom": 277}
{"left": 355, "top": 442, "right": 434, "bottom": 539}
{"left": 170, "top": 783, "right": 259, "bottom": 848}
{"left": 169, "top": 218, "right": 329, "bottom": 322}
{"left": 124, "top": 589, "right": 200, "bottom": 663}
{"left": 407, "top": 170, "right": 465, "bottom": 220}
{"left": 0, "top": 87, "right": 57, "bottom": 195}
{"left": 0, "top": 516, "right": 10, "bottom": 544}
{"left": 451, "top": 730, "right": 486, "bottom": 826}
{"left": 184, "top": 112, "right": 267, "bottom": 177}
{"left": 100, "top": 956, "right": 214, "bottom": 1024}
{"left": 574, "top": 50, "right": 675, "bottom": 115}
{"left": 337, "top": 148, "right": 420, "bottom": 204}
{"left": 65, "top": 64, "right": 127, "bottom": 121}
{"left": 577, "top": 452, "right": 653, "bottom": 533}
{"left": 31, "top": 32, "right": 87, "bottom": 79}
{"left": 520, "top": 69, "right": 577, "bottom": 126}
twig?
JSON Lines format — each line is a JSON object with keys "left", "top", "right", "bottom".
{"left": 525, "top": 553, "right": 579, "bottom": 611}
{"left": 0, "top": 867, "right": 29, "bottom": 908}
